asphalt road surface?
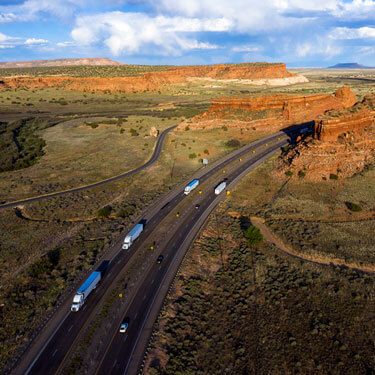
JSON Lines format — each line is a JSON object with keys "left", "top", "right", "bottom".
{"left": 97, "top": 139, "right": 288, "bottom": 375}
{"left": 15, "top": 124, "right": 311, "bottom": 375}
{"left": 0, "top": 125, "right": 176, "bottom": 210}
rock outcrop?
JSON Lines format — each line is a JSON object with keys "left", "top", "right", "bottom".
{"left": 0, "top": 63, "right": 299, "bottom": 93}
{"left": 279, "top": 93, "right": 375, "bottom": 180}
{"left": 180, "top": 86, "right": 357, "bottom": 132}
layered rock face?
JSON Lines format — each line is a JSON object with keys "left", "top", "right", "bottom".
{"left": 279, "top": 94, "right": 375, "bottom": 180}
{"left": 181, "top": 86, "right": 357, "bottom": 131}
{"left": 314, "top": 94, "right": 374, "bottom": 142}
{"left": 0, "top": 63, "right": 295, "bottom": 93}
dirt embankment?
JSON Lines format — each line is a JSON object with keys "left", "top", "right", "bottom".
{"left": 0, "top": 63, "right": 295, "bottom": 93}
{"left": 179, "top": 86, "right": 356, "bottom": 132}
{"left": 279, "top": 93, "right": 375, "bottom": 180}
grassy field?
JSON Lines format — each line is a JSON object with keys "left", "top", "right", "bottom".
{"left": 0, "top": 67, "right": 374, "bottom": 371}
{"left": 145, "top": 155, "right": 375, "bottom": 374}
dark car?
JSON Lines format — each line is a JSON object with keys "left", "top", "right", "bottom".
{"left": 157, "top": 255, "right": 164, "bottom": 263}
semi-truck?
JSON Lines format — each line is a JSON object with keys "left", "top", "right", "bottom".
{"left": 184, "top": 179, "right": 199, "bottom": 195}
{"left": 122, "top": 223, "right": 144, "bottom": 250}
{"left": 215, "top": 181, "right": 227, "bottom": 195}
{"left": 71, "top": 271, "right": 101, "bottom": 312}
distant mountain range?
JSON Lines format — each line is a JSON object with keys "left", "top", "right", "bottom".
{"left": 328, "top": 63, "right": 374, "bottom": 69}
{"left": 0, "top": 58, "right": 122, "bottom": 69}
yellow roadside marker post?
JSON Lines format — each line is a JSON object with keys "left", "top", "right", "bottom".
{"left": 119, "top": 293, "right": 123, "bottom": 298}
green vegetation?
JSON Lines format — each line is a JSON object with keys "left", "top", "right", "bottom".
{"left": 0, "top": 119, "right": 49, "bottom": 172}
{"left": 97, "top": 205, "right": 112, "bottom": 218}
{"left": 329, "top": 173, "right": 339, "bottom": 180}
{"left": 225, "top": 139, "right": 241, "bottom": 148}
{"left": 148, "top": 213, "right": 374, "bottom": 374}
{"left": 345, "top": 201, "right": 362, "bottom": 212}
{"left": 244, "top": 225, "right": 263, "bottom": 245}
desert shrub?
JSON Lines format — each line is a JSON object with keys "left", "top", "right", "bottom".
{"left": 97, "top": 205, "right": 112, "bottom": 218}
{"left": 203, "top": 149, "right": 209, "bottom": 155}
{"left": 329, "top": 173, "right": 338, "bottom": 180}
{"left": 345, "top": 201, "right": 362, "bottom": 212}
{"left": 86, "top": 122, "right": 99, "bottom": 129}
{"left": 285, "top": 170, "right": 293, "bottom": 177}
{"left": 189, "top": 153, "right": 197, "bottom": 159}
{"left": 244, "top": 225, "right": 263, "bottom": 245}
{"left": 185, "top": 126, "right": 190, "bottom": 131}
{"left": 130, "top": 128, "right": 139, "bottom": 136}
{"left": 225, "top": 139, "right": 241, "bottom": 148}
{"left": 298, "top": 170, "right": 306, "bottom": 178}
{"left": 222, "top": 125, "right": 228, "bottom": 131}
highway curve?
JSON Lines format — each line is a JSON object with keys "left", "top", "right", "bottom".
{"left": 13, "top": 124, "right": 311, "bottom": 375}
{"left": 0, "top": 125, "right": 176, "bottom": 210}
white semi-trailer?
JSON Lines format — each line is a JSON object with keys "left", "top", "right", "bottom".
{"left": 71, "top": 271, "right": 101, "bottom": 312}
{"left": 215, "top": 181, "right": 227, "bottom": 195}
{"left": 122, "top": 223, "right": 144, "bottom": 250}
{"left": 184, "top": 179, "right": 199, "bottom": 195}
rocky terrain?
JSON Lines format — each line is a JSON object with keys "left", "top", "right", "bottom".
{"left": 279, "top": 93, "right": 375, "bottom": 180}
{"left": 180, "top": 86, "right": 356, "bottom": 132}
{"left": 0, "top": 63, "right": 301, "bottom": 93}
{"left": 0, "top": 58, "right": 121, "bottom": 69}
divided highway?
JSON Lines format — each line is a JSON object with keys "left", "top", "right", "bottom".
{"left": 13, "top": 124, "right": 311, "bottom": 375}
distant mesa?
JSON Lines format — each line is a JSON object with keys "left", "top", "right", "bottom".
{"left": 0, "top": 58, "right": 122, "bottom": 69}
{"left": 328, "top": 62, "right": 374, "bottom": 69}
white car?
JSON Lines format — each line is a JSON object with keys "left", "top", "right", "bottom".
{"left": 119, "top": 322, "right": 129, "bottom": 333}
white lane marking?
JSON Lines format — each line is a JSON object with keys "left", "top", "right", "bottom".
{"left": 112, "top": 361, "right": 117, "bottom": 368}
{"left": 134, "top": 312, "right": 138, "bottom": 319}
{"left": 52, "top": 349, "right": 58, "bottom": 357}
{"left": 143, "top": 294, "right": 146, "bottom": 301}
{"left": 108, "top": 272, "right": 112, "bottom": 277}
{"left": 68, "top": 325, "right": 73, "bottom": 332}
{"left": 151, "top": 278, "right": 155, "bottom": 285}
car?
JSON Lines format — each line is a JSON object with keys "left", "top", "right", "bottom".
{"left": 195, "top": 204, "right": 200, "bottom": 210}
{"left": 157, "top": 255, "right": 164, "bottom": 263}
{"left": 119, "top": 322, "right": 128, "bottom": 333}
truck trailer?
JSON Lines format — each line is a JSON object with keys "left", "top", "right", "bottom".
{"left": 122, "top": 223, "right": 144, "bottom": 250}
{"left": 71, "top": 271, "right": 101, "bottom": 312}
{"left": 214, "top": 181, "right": 227, "bottom": 195}
{"left": 184, "top": 179, "right": 199, "bottom": 195}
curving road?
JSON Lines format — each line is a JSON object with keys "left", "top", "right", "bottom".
{"left": 0, "top": 125, "right": 176, "bottom": 210}
{"left": 13, "top": 123, "right": 313, "bottom": 375}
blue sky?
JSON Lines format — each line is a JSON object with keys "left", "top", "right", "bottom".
{"left": 0, "top": 0, "right": 374, "bottom": 66}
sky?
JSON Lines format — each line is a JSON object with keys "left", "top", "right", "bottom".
{"left": 0, "top": 0, "right": 374, "bottom": 67}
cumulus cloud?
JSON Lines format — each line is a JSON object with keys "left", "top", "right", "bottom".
{"left": 24, "top": 37, "right": 48, "bottom": 45}
{"left": 0, "top": 32, "right": 49, "bottom": 49}
{"left": 71, "top": 12, "right": 228, "bottom": 55}
{"left": 330, "top": 26, "right": 375, "bottom": 39}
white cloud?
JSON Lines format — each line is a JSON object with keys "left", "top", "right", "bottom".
{"left": 232, "top": 45, "right": 262, "bottom": 52}
{"left": 0, "top": 12, "right": 17, "bottom": 23}
{"left": 71, "top": 12, "right": 227, "bottom": 55}
{"left": 56, "top": 41, "right": 76, "bottom": 47}
{"left": 25, "top": 37, "right": 48, "bottom": 45}
{"left": 330, "top": 26, "right": 375, "bottom": 39}
{"left": 296, "top": 40, "right": 342, "bottom": 58}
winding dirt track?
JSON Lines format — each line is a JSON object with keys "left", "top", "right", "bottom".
{"left": 251, "top": 216, "right": 375, "bottom": 274}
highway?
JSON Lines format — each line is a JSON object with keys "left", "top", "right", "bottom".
{"left": 0, "top": 125, "right": 176, "bottom": 210}
{"left": 13, "top": 124, "right": 312, "bottom": 375}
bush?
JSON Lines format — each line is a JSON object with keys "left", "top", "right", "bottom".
{"left": 329, "top": 173, "right": 338, "bottom": 180}
{"left": 222, "top": 125, "right": 228, "bottom": 131}
{"left": 185, "top": 126, "right": 190, "bottom": 131}
{"left": 130, "top": 128, "right": 139, "bottom": 136}
{"left": 189, "top": 153, "right": 197, "bottom": 159}
{"left": 244, "top": 225, "right": 263, "bottom": 245}
{"left": 97, "top": 205, "right": 112, "bottom": 218}
{"left": 203, "top": 149, "right": 209, "bottom": 155}
{"left": 285, "top": 170, "right": 293, "bottom": 177}
{"left": 298, "top": 170, "right": 306, "bottom": 178}
{"left": 345, "top": 201, "right": 362, "bottom": 212}
{"left": 225, "top": 139, "right": 241, "bottom": 148}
